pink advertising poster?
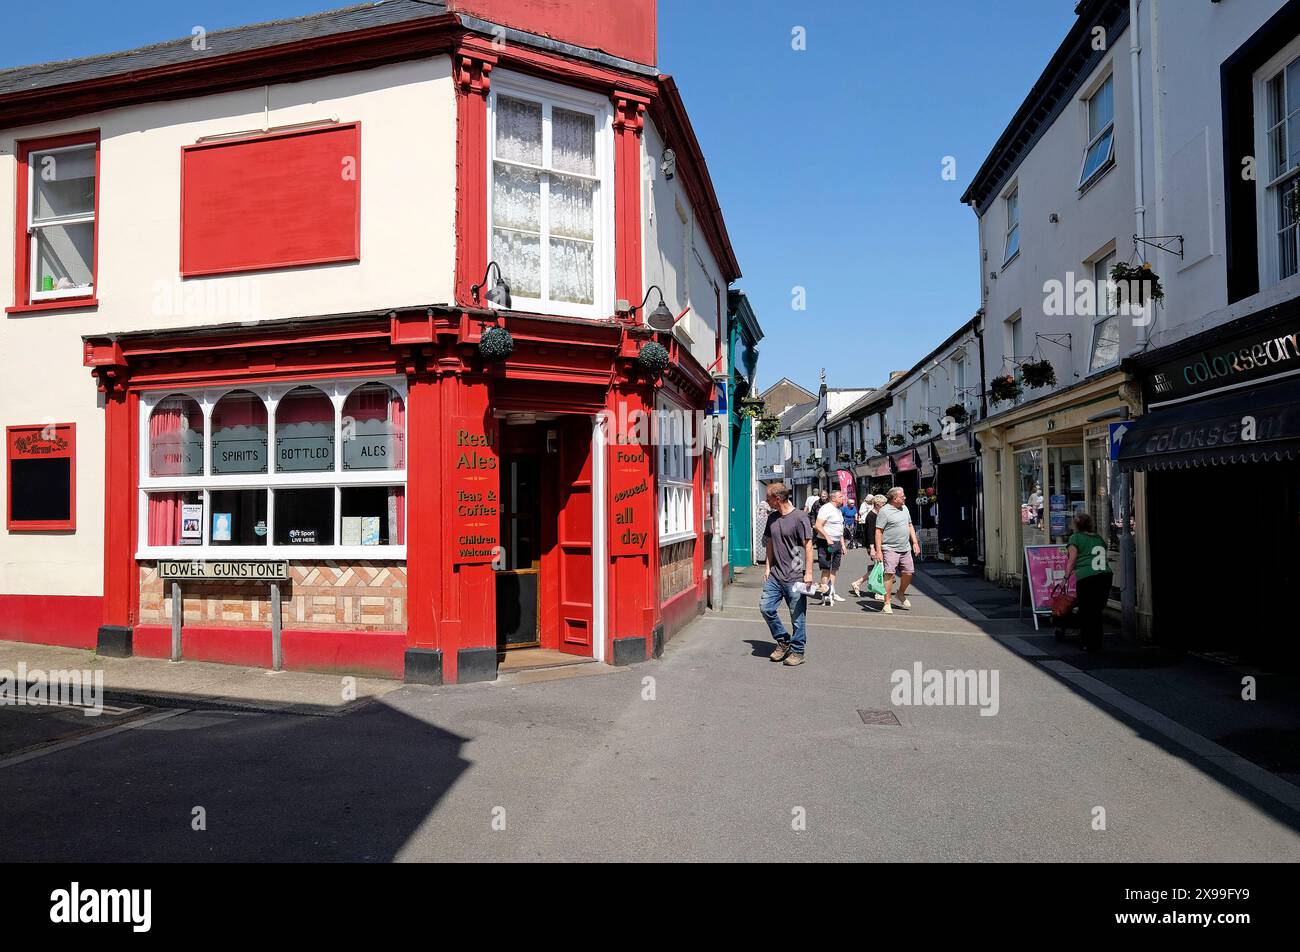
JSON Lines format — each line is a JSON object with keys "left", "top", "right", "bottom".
{"left": 1024, "top": 545, "right": 1077, "bottom": 613}
{"left": 837, "top": 469, "right": 856, "bottom": 507}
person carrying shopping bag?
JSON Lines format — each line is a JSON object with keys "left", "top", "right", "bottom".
{"left": 1064, "top": 512, "right": 1113, "bottom": 652}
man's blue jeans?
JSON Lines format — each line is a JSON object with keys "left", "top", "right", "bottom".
{"left": 760, "top": 576, "right": 807, "bottom": 655}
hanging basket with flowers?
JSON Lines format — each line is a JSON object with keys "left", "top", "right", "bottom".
{"left": 756, "top": 416, "right": 780, "bottom": 442}
{"left": 873, "top": 439, "right": 890, "bottom": 455}
{"left": 910, "top": 421, "right": 932, "bottom": 439}
{"left": 889, "top": 434, "right": 906, "bottom": 448}
{"left": 636, "top": 341, "right": 671, "bottom": 379}
{"left": 478, "top": 326, "right": 515, "bottom": 362}
{"left": 1019, "top": 358, "right": 1057, "bottom": 389}
{"left": 945, "top": 403, "right": 969, "bottom": 425}
{"left": 1109, "top": 261, "right": 1165, "bottom": 307}
{"left": 989, "top": 374, "right": 1023, "bottom": 405}
{"left": 837, "top": 452, "right": 851, "bottom": 463}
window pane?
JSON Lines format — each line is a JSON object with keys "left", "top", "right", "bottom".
{"left": 275, "top": 386, "right": 334, "bottom": 473}
{"left": 493, "top": 163, "right": 540, "bottom": 233}
{"left": 1270, "top": 72, "right": 1287, "bottom": 128}
{"left": 1004, "top": 224, "right": 1020, "bottom": 262}
{"left": 549, "top": 238, "right": 594, "bottom": 305}
{"left": 342, "top": 383, "right": 406, "bottom": 471}
{"left": 552, "top": 107, "right": 595, "bottom": 175}
{"left": 34, "top": 221, "right": 94, "bottom": 292}
{"left": 492, "top": 228, "right": 541, "bottom": 297}
{"left": 1006, "top": 191, "right": 1018, "bottom": 225}
{"left": 1093, "top": 252, "right": 1116, "bottom": 316}
{"left": 1270, "top": 119, "right": 1288, "bottom": 180}
{"left": 32, "top": 146, "right": 95, "bottom": 220}
{"left": 1090, "top": 316, "right": 1121, "bottom": 370}
{"left": 147, "top": 490, "right": 201, "bottom": 546}
{"left": 1080, "top": 129, "right": 1114, "bottom": 183}
{"left": 341, "top": 486, "right": 403, "bottom": 546}
{"left": 209, "top": 489, "right": 267, "bottom": 546}
{"left": 274, "top": 488, "right": 335, "bottom": 546}
{"left": 1088, "top": 77, "right": 1113, "bottom": 139}
{"left": 1287, "top": 59, "right": 1300, "bottom": 121}
{"left": 549, "top": 173, "right": 594, "bottom": 240}
{"left": 496, "top": 96, "right": 542, "bottom": 165}
{"left": 211, "top": 390, "right": 268, "bottom": 475}
{"left": 1289, "top": 114, "right": 1300, "bottom": 174}
{"left": 149, "top": 396, "right": 204, "bottom": 477}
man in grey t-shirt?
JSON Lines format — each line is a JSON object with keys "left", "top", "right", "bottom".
{"left": 873, "top": 486, "right": 921, "bottom": 615}
{"left": 761, "top": 482, "right": 814, "bottom": 666}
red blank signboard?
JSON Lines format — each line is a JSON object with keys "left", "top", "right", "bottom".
{"left": 181, "top": 123, "right": 360, "bottom": 276}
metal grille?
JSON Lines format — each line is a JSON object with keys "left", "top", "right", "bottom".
{"left": 857, "top": 709, "right": 901, "bottom": 726}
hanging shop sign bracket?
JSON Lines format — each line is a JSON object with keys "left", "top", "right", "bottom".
{"left": 1133, "top": 234, "right": 1184, "bottom": 259}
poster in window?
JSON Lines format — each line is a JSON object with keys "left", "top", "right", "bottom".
{"left": 180, "top": 503, "right": 203, "bottom": 543}
{"left": 212, "top": 512, "right": 232, "bottom": 542}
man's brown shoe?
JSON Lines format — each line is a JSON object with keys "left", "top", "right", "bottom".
{"left": 783, "top": 652, "right": 805, "bottom": 666}
{"left": 770, "top": 643, "right": 791, "bottom": 663}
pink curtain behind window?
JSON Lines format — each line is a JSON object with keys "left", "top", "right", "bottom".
{"left": 276, "top": 388, "right": 331, "bottom": 425}
{"left": 390, "top": 391, "right": 405, "bottom": 469}
{"left": 150, "top": 402, "right": 186, "bottom": 477}
{"left": 390, "top": 487, "right": 405, "bottom": 545}
{"left": 212, "top": 391, "right": 266, "bottom": 428}
{"left": 148, "top": 493, "right": 181, "bottom": 546}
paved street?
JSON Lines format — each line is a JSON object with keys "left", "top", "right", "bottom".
{"left": 2, "top": 548, "right": 1298, "bottom": 862}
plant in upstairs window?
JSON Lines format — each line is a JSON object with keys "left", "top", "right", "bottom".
{"left": 910, "top": 422, "right": 932, "bottom": 439}
{"left": 1019, "top": 358, "right": 1057, "bottom": 389}
{"left": 989, "top": 374, "right": 1023, "bottom": 405}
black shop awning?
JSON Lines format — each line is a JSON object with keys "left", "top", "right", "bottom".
{"left": 1117, "top": 375, "right": 1300, "bottom": 471}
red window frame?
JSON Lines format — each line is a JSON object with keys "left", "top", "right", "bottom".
{"left": 8, "top": 131, "right": 101, "bottom": 315}
{"left": 6, "top": 423, "right": 77, "bottom": 531}
{"left": 179, "top": 122, "right": 362, "bottom": 278}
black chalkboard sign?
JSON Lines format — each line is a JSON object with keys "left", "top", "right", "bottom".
{"left": 7, "top": 424, "right": 75, "bottom": 530}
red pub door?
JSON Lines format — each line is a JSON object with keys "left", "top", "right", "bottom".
{"left": 552, "top": 416, "right": 595, "bottom": 656}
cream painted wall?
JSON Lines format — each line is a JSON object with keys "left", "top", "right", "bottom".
{"left": 0, "top": 58, "right": 456, "bottom": 597}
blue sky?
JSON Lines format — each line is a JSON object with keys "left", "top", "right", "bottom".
{"left": 4, "top": 0, "right": 1077, "bottom": 394}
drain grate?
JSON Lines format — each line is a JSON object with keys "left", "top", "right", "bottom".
{"left": 857, "top": 709, "right": 901, "bottom": 726}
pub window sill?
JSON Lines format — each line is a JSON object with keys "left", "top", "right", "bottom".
{"left": 658, "top": 530, "right": 695, "bottom": 547}
{"left": 7, "top": 297, "right": 99, "bottom": 315}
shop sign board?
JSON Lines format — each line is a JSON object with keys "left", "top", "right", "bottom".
{"left": 610, "top": 444, "right": 652, "bottom": 555}
{"left": 158, "top": 560, "right": 289, "bottom": 581}
{"left": 1024, "top": 545, "right": 1076, "bottom": 628}
{"left": 1144, "top": 317, "right": 1300, "bottom": 405}
{"left": 450, "top": 417, "right": 499, "bottom": 564}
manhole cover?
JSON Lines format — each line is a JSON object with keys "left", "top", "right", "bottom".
{"left": 857, "top": 709, "right": 900, "bottom": 726}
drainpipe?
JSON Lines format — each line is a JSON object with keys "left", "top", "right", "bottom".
{"left": 1130, "top": 0, "right": 1148, "bottom": 350}
{"left": 1122, "top": 0, "right": 1144, "bottom": 643}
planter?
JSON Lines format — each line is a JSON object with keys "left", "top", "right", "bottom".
{"left": 1019, "top": 358, "right": 1057, "bottom": 389}
{"left": 478, "top": 326, "right": 515, "bottom": 362}
{"left": 944, "top": 404, "right": 969, "bottom": 425}
{"left": 1109, "top": 261, "right": 1164, "bottom": 307}
{"left": 910, "top": 422, "right": 932, "bottom": 439}
{"left": 989, "top": 374, "right": 1023, "bottom": 405}
{"left": 873, "top": 440, "right": 889, "bottom": 455}
{"left": 837, "top": 453, "right": 851, "bottom": 463}
{"left": 636, "top": 341, "right": 671, "bottom": 378}
{"left": 889, "top": 434, "right": 906, "bottom": 448}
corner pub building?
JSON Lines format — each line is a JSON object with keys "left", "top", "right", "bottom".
{"left": 0, "top": 1, "right": 741, "bottom": 683}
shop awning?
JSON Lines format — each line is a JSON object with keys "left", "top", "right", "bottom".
{"left": 893, "top": 449, "right": 919, "bottom": 473}
{"left": 1117, "top": 375, "right": 1300, "bottom": 471}
{"left": 934, "top": 434, "right": 976, "bottom": 465}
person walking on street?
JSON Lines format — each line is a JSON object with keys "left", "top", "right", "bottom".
{"left": 760, "top": 482, "right": 814, "bottom": 666}
{"left": 814, "top": 489, "right": 847, "bottom": 605}
{"left": 874, "top": 487, "right": 921, "bottom": 615}
{"left": 806, "top": 489, "right": 829, "bottom": 515}
{"left": 1065, "top": 512, "right": 1113, "bottom": 652}
{"left": 849, "top": 495, "right": 885, "bottom": 598}
{"left": 842, "top": 497, "right": 858, "bottom": 548}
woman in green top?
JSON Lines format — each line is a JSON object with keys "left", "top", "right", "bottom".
{"left": 1064, "top": 512, "right": 1113, "bottom": 652}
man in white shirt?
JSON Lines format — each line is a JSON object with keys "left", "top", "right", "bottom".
{"left": 814, "top": 489, "right": 846, "bottom": 606}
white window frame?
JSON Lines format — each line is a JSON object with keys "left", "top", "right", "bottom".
{"left": 28, "top": 142, "right": 97, "bottom": 302}
{"left": 1088, "top": 251, "right": 1121, "bottom": 372}
{"left": 1002, "top": 187, "right": 1020, "bottom": 265}
{"left": 1078, "top": 73, "right": 1116, "bottom": 191}
{"left": 656, "top": 395, "right": 695, "bottom": 545}
{"left": 137, "top": 376, "right": 408, "bottom": 559}
{"left": 486, "top": 71, "right": 615, "bottom": 320}
{"left": 1253, "top": 37, "right": 1300, "bottom": 288}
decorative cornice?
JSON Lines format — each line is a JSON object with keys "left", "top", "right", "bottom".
{"left": 612, "top": 91, "right": 650, "bottom": 135}
{"left": 454, "top": 45, "right": 496, "bottom": 96}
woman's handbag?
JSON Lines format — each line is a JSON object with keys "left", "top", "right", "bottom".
{"left": 1050, "top": 579, "right": 1076, "bottom": 619}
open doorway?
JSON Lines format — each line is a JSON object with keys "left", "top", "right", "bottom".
{"left": 495, "top": 415, "right": 598, "bottom": 670}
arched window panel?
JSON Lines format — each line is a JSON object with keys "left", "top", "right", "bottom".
{"left": 275, "top": 385, "right": 334, "bottom": 473}
{"left": 342, "top": 382, "right": 406, "bottom": 471}
{"left": 211, "top": 389, "right": 268, "bottom": 475}
{"left": 149, "top": 395, "right": 204, "bottom": 477}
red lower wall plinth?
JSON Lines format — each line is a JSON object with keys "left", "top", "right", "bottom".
{"left": 0, "top": 595, "right": 102, "bottom": 649}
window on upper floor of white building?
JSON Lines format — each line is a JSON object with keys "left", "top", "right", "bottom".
{"left": 488, "top": 76, "right": 613, "bottom": 319}
{"left": 1003, "top": 188, "right": 1021, "bottom": 264}
{"left": 1258, "top": 47, "right": 1300, "bottom": 284}
{"left": 1079, "top": 75, "right": 1115, "bottom": 190}
{"left": 16, "top": 132, "right": 99, "bottom": 310}
{"left": 1089, "top": 251, "right": 1121, "bottom": 371}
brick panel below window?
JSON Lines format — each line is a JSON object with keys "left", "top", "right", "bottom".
{"left": 659, "top": 540, "right": 696, "bottom": 602}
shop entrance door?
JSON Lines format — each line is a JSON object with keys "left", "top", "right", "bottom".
{"left": 550, "top": 416, "right": 595, "bottom": 656}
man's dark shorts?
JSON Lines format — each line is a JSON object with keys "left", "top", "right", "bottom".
{"left": 816, "top": 539, "right": 843, "bottom": 571}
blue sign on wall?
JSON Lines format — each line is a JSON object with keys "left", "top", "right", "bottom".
{"left": 708, "top": 380, "right": 728, "bottom": 417}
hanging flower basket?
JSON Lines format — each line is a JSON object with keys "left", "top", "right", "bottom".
{"left": 837, "top": 452, "right": 851, "bottom": 463}
{"left": 636, "top": 341, "right": 671, "bottom": 378}
{"left": 854, "top": 450, "right": 867, "bottom": 462}
{"left": 1109, "top": 261, "right": 1165, "bottom": 307}
{"left": 873, "top": 439, "right": 890, "bottom": 455}
{"left": 478, "top": 326, "right": 514, "bottom": 362}
{"left": 739, "top": 399, "right": 766, "bottom": 419}
{"left": 989, "top": 374, "right": 1023, "bottom": 405}
{"left": 889, "top": 434, "right": 906, "bottom": 448}
{"left": 910, "top": 421, "right": 932, "bottom": 439}
{"left": 1019, "top": 358, "right": 1057, "bottom": 389}
{"left": 756, "top": 416, "right": 780, "bottom": 442}
{"left": 945, "top": 403, "right": 969, "bottom": 425}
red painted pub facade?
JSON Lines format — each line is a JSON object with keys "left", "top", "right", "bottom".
{"left": 0, "top": 1, "right": 740, "bottom": 683}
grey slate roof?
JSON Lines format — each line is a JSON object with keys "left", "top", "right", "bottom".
{"left": 0, "top": 1, "right": 448, "bottom": 96}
